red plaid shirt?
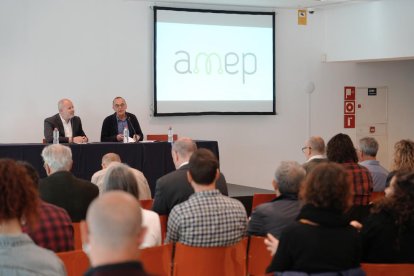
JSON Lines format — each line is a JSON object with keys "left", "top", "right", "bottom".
{"left": 23, "top": 201, "right": 74, "bottom": 252}
{"left": 342, "top": 162, "right": 373, "bottom": 206}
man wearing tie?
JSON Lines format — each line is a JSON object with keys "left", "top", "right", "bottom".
{"left": 44, "top": 98, "right": 88, "bottom": 144}
{"left": 100, "top": 96, "right": 144, "bottom": 142}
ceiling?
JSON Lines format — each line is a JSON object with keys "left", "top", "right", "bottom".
{"left": 141, "top": 0, "right": 378, "bottom": 9}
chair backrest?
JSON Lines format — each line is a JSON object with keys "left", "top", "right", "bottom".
{"left": 370, "top": 191, "right": 385, "bottom": 203}
{"left": 140, "top": 199, "right": 153, "bottom": 210}
{"left": 140, "top": 243, "right": 174, "bottom": 276}
{"left": 72, "top": 222, "right": 82, "bottom": 250}
{"left": 247, "top": 236, "right": 273, "bottom": 276}
{"left": 361, "top": 263, "right": 414, "bottom": 276}
{"left": 173, "top": 238, "right": 247, "bottom": 276}
{"left": 159, "top": 215, "right": 168, "bottom": 244}
{"left": 251, "top": 193, "right": 277, "bottom": 211}
{"left": 147, "top": 134, "right": 178, "bottom": 142}
{"left": 57, "top": 250, "right": 90, "bottom": 276}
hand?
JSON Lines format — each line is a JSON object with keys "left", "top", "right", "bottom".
{"left": 350, "top": 220, "right": 363, "bottom": 230}
{"left": 73, "top": 136, "right": 87, "bottom": 144}
{"left": 133, "top": 134, "right": 140, "bottom": 142}
{"left": 264, "top": 233, "right": 279, "bottom": 256}
{"left": 116, "top": 134, "right": 124, "bottom": 142}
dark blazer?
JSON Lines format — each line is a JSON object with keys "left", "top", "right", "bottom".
{"left": 39, "top": 171, "right": 99, "bottom": 222}
{"left": 303, "top": 157, "right": 329, "bottom": 174}
{"left": 100, "top": 112, "right": 144, "bottom": 142}
{"left": 152, "top": 163, "right": 229, "bottom": 215}
{"left": 247, "top": 194, "right": 301, "bottom": 238}
{"left": 44, "top": 114, "right": 87, "bottom": 143}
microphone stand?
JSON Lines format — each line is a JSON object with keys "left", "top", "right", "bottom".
{"left": 127, "top": 117, "right": 139, "bottom": 143}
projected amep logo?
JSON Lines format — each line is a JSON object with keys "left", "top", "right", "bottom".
{"left": 174, "top": 50, "right": 257, "bottom": 84}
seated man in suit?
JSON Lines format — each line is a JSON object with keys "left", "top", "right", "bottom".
{"left": 44, "top": 98, "right": 88, "bottom": 144}
{"left": 100, "top": 97, "right": 144, "bottom": 142}
{"left": 39, "top": 144, "right": 99, "bottom": 222}
{"left": 81, "top": 191, "right": 150, "bottom": 275}
{"left": 91, "top": 152, "right": 151, "bottom": 199}
{"left": 248, "top": 161, "right": 306, "bottom": 238}
{"left": 20, "top": 161, "right": 74, "bottom": 253}
{"left": 165, "top": 149, "right": 247, "bottom": 247}
{"left": 302, "top": 136, "right": 328, "bottom": 173}
{"left": 152, "top": 137, "right": 228, "bottom": 215}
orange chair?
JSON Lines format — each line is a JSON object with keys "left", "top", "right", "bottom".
{"left": 140, "top": 243, "right": 173, "bottom": 276}
{"left": 147, "top": 134, "right": 178, "bottom": 142}
{"left": 140, "top": 199, "right": 154, "bottom": 210}
{"left": 72, "top": 222, "right": 82, "bottom": 250}
{"left": 251, "top": 193, "right": 277, "bottom": 211}
{"left": 247, "top": 236, "right": 273, "bottom": 276}
{"left": 159, "top": 215, "right": 168, "bottom": 244}
{"left": 57, "top": 250, "right": 90, "bottom": 276}
{"left": 172, "top": 238, "right": 247, "bottom": 276}
{"left": 361, "top": 263, "right": 414, "bottom": 276}
{"left": 370, "top": 191, "right": 385, "bottom": 203}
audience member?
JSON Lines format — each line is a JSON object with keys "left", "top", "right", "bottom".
{"left": 0, "top": 159, "right": 65, "bottom": 275}
{"left": 103, "top": 163, "right": 161, "bottom": 248}
{"left": 386, "top": 139, "right": 414, "bottom": 187}
{"left": 39, "top": 144, "right": 99, "bottom": 222}
{"left": 91, "top": 153, "right": 151, "bottom": 199}
{"left": 302, "top": 136, "right": 328, "bottom": 173}
{"left": 44, "top": 98, "right": 88, "bottom": 144}
{"left": 152, "top": 137, "right": 228, "bottom": 215}
{"left": 19, "top": 161, "right": 74, "bottom": 252}
{"left": 81, "top": 191, "right": 149, "bottom": 276}
{"left": 360, "top": 171, "right": 414, "bottom": 263}
{"left": 266, "top": 163, "right": 362, "bottom": 274}
{"left": 100, "top": 96, "right": 144, "bottom": 142}
{"left": 166, "top": 149, "right": 247, "bottom": 247}
{"left": 248, "top": 161, "right": 305, "bottom": 238}
{"left": 327, "top": 133, "right": 373, "bottom": 221}
{"left": 357, "top": 137, "right": 389, "bottom": 192}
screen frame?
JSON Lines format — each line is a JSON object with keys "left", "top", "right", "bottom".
{"left": 153, "top": 6, "right": 276, "bottom": 117}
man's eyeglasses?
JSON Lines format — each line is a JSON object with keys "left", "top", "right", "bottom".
{"left": 301, "top": 146, "right": 311, "bottom": 153}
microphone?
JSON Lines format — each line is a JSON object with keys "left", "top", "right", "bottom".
{"left": 127, "top": 116, "right": 139, "bottom": 142}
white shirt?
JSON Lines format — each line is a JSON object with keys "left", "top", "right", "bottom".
{"left": 140, "top": 209, "right": 162, "bottom": 249}
{"left": 59, "top": 114, "right": 72, "bottom": 138}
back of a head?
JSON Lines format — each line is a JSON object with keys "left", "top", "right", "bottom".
{"left": 101, "top": 153, "right": 121, "bottom": 167}
{"left": 17, "top": 161, "right": 40, "bottom": 189}
{"left": 327, "top": 133, "right": 358, "bottom": 163}
{"left": 172, "top": 137, "right": 197, "bottom": 160}
{"left": 301, "top": 162, "right": 352, "bottom": 212}
{"left": 308, "top": 136, "right": 325, "bottom": 155}
{"left": 188, "top": 148, "right": 218, "bottom": 185}
{"left": 275, "top": 161, "right": 306, "bottom": 195}
{"left": 87, "top": 191, "right": 142, "bottom": 249}
{"left": 102, "top": 163, "right": 139, "bottom": 199}
{"left": 41, "top": 144, "right": 72, "bottom": 172}
{"left": 0, "top": 159, "right": 39, "bottom": 228}
{"left": 393, "top": 139, "right": 414, "bottom": 171}
{"left": 359, "top": 137, "right": 379, "bottom": 157}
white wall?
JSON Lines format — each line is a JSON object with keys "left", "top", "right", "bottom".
{"left": 325, "top": 0, "right": 414, "bottom": 61}
{"left": 1, "top": 0, "right": 414, "bottom": 189}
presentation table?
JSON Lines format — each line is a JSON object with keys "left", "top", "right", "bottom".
{"left": 0, "top": 141, "right": 219, "bottom": 196}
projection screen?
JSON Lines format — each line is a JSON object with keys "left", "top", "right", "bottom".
{"left": 153, "top": 6, "right": 275, "bottom": 116}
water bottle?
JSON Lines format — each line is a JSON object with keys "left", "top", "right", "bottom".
{"left": 168, "top": 126, "right": 173, "bottom": 143}
{"left": 123, "top": 126, "right": 129, "bottom": 143}
{"left": 53, "top": 128, "right": 59, "bottom": 144}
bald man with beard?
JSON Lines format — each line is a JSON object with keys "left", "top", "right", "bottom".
{"left": 81, "top": 191, "right": 149, "bottom": 276}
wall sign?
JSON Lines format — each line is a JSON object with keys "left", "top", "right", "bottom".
{"left": 344, "top": 86, "right": 356, "bottom": 128}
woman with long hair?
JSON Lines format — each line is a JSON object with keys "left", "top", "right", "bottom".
{"left": 361, "top": 170, "right": 414, "bottom": 263}
{"left": 0, "top": 159, "right": 65, "bottom": 275}
{"left": 386, "top": 139, "right": 414, "bottom": 186}
{"left": 266, "top": 163, "right": 363, "bottom": 274}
